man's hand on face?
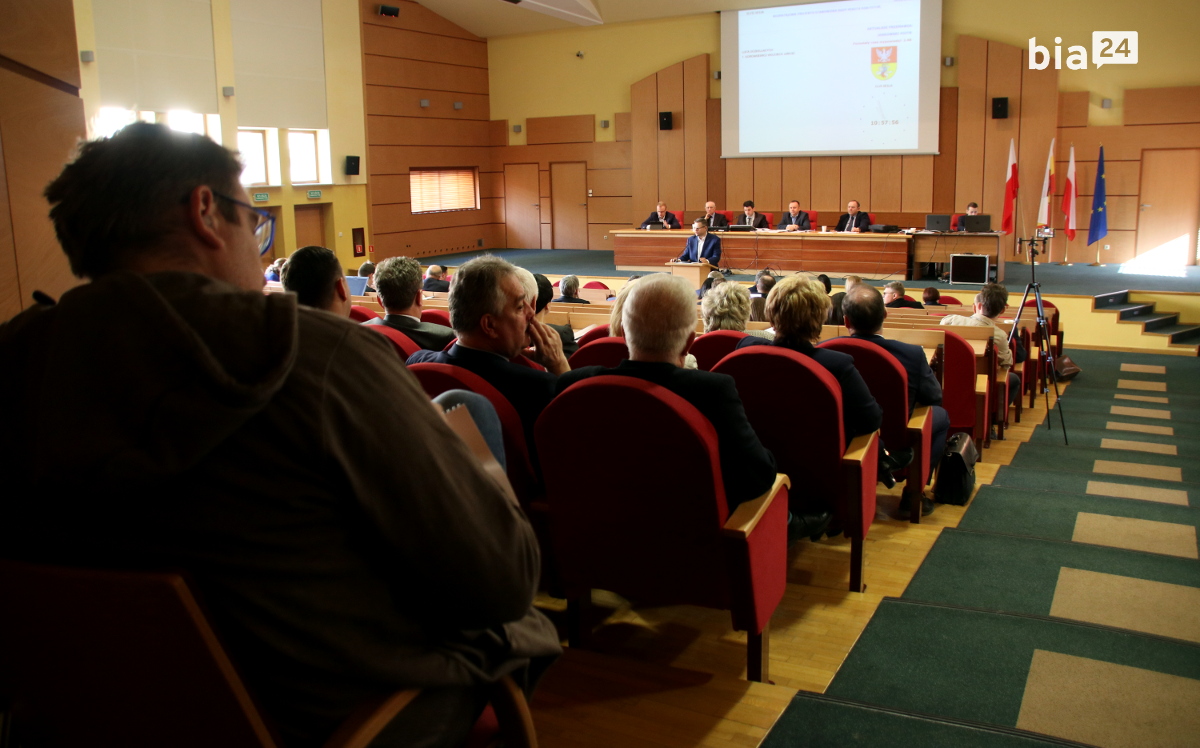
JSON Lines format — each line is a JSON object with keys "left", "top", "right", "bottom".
{"left": 524, "top": 318, "right": 570, "bottom": 375}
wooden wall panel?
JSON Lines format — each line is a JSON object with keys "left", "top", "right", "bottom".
{"left": 933, "top": 87, "right": 959, "bottom": 213}
{"left": 372, "top": 199, "right": 502, "bottom": 233}
{"left": 540, "top": 223, "right": 553, "bottom": 249}
{"left": 840, "top": 156, "right": 871, "bottom": 209}
{"left": 0, "top": 0, "right": 80, "bottom": 89}
{"left": 683, "top": 54, "right": 709, "bottom": 212}
{"left": 361, "top": 24, "right": 488, "bottom": 67}
{"left": 656, "top": 62, "right": 685, "bottom": 214}
{"left": 480, "top": 171, "right": 504, "bottom": 199}
{"left": 592, "top": 141, "right": 632, "bottom": 170}
{"left": 1018, "top": 59, "right": 1058, "bottom": 238}
{"left": 614, "top": 112, "right": 631, "bottom": 142}
{"left": 489, "top": 120, "right": 507, "bottom": 146}
{"left": 982, "top": 40, "right": 1021, "bottom": 250}
{"left": 725, "top": 158, "right": 754, "bottom": 212}
{"left": 588, "top": 169, "right": 632, "bottom": 197}
{"left": 372, "top": 224, "right": 505, "bottom": 260}
{"left": 781, "top": 158, "right": 811, "bottom": 211}
{"left": 1062, "top": 230, "right": 1136, "bottom": 264}
{"left": 539, "top": 196, "right": 551, "bottom": 220}
{"left": 1059, "top": 91, "right": 1090, "bottom": 128}
{"left": 361, "top": 0, "right": 481, "bottom": 41}
{"left": 367, "top": 115, "right": 491, "bottom": 146}
{"left": 0, "top": 120, "right": 20, "bottom": 320}
{"left": 753, "top": 158, "right": 782, "bottom": 212}
{"left": 1125, "top": 86, "right": 1200, "bottom": 126}
{"left": 364, "top": 86, "right": 490, "bottom": 120}
{"left": 371, "top": 174, "right": 410, "bottom": 204}
{"left": 1055, "top": 160, "right": 1141, "bottom": 196}
{"left": 588, "top": 197, "right": 633, "bottom": 224}
{"left": 955, "top": 35, "right": 989, "bottom": 212}
{"left": 706, "top": 99, "right": 725, "bottom": 208}
{"left": 364, "top": 56, "right": 489, "bottom": 94}
{"left": 1056, "top": 124, "right": 1200, "bottom": 161}
{"left": 811, "top": 157, "right": 841, "bottom": 211}
{"left": 527, "top": 115, "right": 595, "bottom": 145}
{"left": 368, "top": 145, "right": 492, "bottom": 175}
{"left": 588, "top": 224, "right": 630, "bottom": 252}
{"left": 631, "top": 74, "right": 659, "bottom": 225}
{"left": 871, "top": 156, "right": 902, "bottom": 212}
{"left": 539, "top": 170, "right": 551, "bottom": 197}
{"left": 901, "top": 155, "right": 934, "bottom": 213}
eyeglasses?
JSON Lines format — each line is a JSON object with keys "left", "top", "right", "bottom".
{"left": 213, "top": 192, "right": 276, "bottom": 256}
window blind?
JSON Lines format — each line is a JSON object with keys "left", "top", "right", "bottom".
{"left": 410, "top": 169, "right": 479, "bottom": 214}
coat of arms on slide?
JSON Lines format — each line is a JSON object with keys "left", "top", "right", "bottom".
{"left": 872, "top": 46, "right": 897, "bottom": 80}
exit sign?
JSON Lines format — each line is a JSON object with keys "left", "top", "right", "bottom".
{"left": 306, "top": 190, "right": 322, "bottom": 199}
{"left": 252, "top": 192, "right": 269, "bottom": 202}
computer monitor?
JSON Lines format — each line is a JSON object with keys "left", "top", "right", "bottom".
{"left": 344, "top": 275, "right": 368, "bottom": 296}
{"left": 962, "top": 214, "right": 992, "bottom": 232}
{"left": 726, "top": 224, "right": 756, "bottom": 232}
{"left": 646, "top": 222, "right": 670, "bottom": 230}
{"left": 925, "top": 214, "right": 951, "bottom": 232}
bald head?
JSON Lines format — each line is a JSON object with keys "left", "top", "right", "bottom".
{"left": 623, "top": 274, "right": 696, "bottom": 359}
{"left": 842, "top": 284, "right": 886, "bottom": 335}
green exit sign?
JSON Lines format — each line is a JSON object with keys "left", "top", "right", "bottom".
{"left": 252, "top": 192, "right": 269, "bottom": 202}
{"left": 306, "top": 190, "right": 322, "bottom": 199}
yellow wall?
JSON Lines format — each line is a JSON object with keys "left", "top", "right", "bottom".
{"left": 488, "top": 0, "right": 1199, "bottom": 133}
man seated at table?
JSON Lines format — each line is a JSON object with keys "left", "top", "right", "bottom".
{"left": 639, "top": 201, "right": 681, "bottom": 230}
{"left": 736, "top": 200, "right": 770, "bottom": 229}
{"left": 700, "top": 201, "right": 729, "bottom": 229}
{"left": 362, "top": 256, "right": 456, "bottom": 350}
{"left": 836, "top": 200, "right": 871, "bottom": 233}
{"left": 673, "top": 218, "right": 722, "bottom": 266}
{"left": 423, "top": 264, "right": 450, "bottom": 292}
{"left": 841, "top": 286, "right": 949, "bottom": 515}
{"left": 777, "top": 201, "right": 811, "bottom": 231}
{"left": 956, "top": 202, "right": 980, "bottom": 231}
{"left": 557, "top": 274, "right": 778, "bottom": 515}
{"left": 281, "top": 245, "right": 352, "bottom": 318}
{"left": 883, "top": 281, "right": 924, "bottom": 309}
{"left": 553, "top": 275, "right": 591, "bottom": 304}
{"left": 941, "top": 283, "right": 1023, "bottom": 410}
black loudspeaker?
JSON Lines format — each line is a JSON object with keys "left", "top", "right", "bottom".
{"left": 991, "top": 97, "right": 1008, "bottom": 119}
{"left": 378, "top": 5, "right": 400, "bottom": 17}
{"left": 659, "top": 111, "right": 673, "bottom": 130}
{"left": 345, "top": 155, "right": 360, "bottom": 176}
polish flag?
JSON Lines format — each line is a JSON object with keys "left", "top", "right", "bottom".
{"left": 1001, "top": 139, "right": 1019, "bottom": 235}
{"left": 1036, "top": 138, "right": 1056, "bottom": 227}
{"left": 1061, "top": 146, "right": 1077, "bottom": 240}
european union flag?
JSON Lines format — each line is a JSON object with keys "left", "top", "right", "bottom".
{"left": 1088, "top": 146, "right": 1108, "bottom": 246}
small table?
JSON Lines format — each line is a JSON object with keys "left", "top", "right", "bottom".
{"left": 666, "top": 261, "right": 716, "bottom": 290}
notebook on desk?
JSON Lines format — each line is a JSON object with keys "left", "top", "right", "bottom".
{"left": 925, "top": 214, "right": 951, "bottom": 232}
{"left": 725, "top": 224, "right": 756, "bottom": 232}
{"left": 646, "top": 222, "right": 670, "bottom": 230}
{"left": 344, "top": 275, "right": 368, "bottom": 296}
{"left": 962, "top": 215, "right": 992, "bottom": 232}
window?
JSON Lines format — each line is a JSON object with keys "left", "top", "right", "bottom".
{"left": 90, "top": 107, "right": 221, "bottom": 143}
{"left": 237, "top": 127, "right": 282, "bottom": 186}
{"left": 410, "top": 168, "right": 480, "bottom": 214}
{"left": 288, "top": 130, "right": 319, "bottom": 184}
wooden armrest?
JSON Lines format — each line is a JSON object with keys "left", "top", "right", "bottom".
{"left": 843, "top": 430, "right": 877, "bottom": 465}
{"left": 975, "top": 373, "right": 990, "bottom": 395}
{"left": 722, "top": 473, "right": 790, "bottom": 539}
{"left": 994, "top": 365, "right": 1010, "bottom": 385}
{"left": 491, "top": 675, "right": 538, "bottom": 748}
{"left": 324, "top": 689, "right": 422, "bottom": 748}
{"left": 907, "top": 405, "right": 932, "bottom": 433}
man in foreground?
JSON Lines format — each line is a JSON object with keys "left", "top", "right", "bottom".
{"left": 281, "top": 244, "right": 352, "bottom": 316}
{"left": 364, "top": 256, "right": 456, "bottom": 350}
{"left": 0, "top": 123, "right": 559, "bottom": 748}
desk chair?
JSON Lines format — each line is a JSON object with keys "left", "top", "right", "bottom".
{"left": 567, "top": 337, "right": 629, "bottom": 369}
{"left": 688, "top": 330, "right": 747, "bottom": 371}
{"left": 365, "top": 325, "right": 421, "bottom": 360}
{"left": 575, "top": 324, "right": 611, "bottom": 348}
{"left": 534, "top": 377, "right": 789, "bottom": 682}
{"left": 935, "top": 328, "right": 989, "bottom": 452}
{"left": 349, "top": 305, "right": 379, "bottom": 323}
{"left": 421, "top": 308, "right": 451, "bottom": 327}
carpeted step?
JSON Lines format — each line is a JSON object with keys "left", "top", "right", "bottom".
{"left": 990, "top": 463, "right": 1196, "bottom": 501}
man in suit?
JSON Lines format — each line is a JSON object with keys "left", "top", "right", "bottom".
{"left": 357, "top": 261, "right": 376, "bottom": 293}
{"left": 423, "top": 264, "right": 450, "bottom": 292}
{"left": 955, "top": 201, "right": 981, "bottom": 231}
{"left": 842, "top": 285, "right": 949, "bottom": 515}
{"left": 736, "top": 200, "right": 769, "bottom": 229}
{"left": 281, "top": 244, "right": 352, "bottom": 317}
{"left": 674, "top": 218, "right": 722, "bottom": 265}
{"left": 700, "top": 201, "right": 729, "bottom": 229}
{"left": 362, "top": 256, "right": 456, "bottom": 350}
{"left": 557, "top": 274, "right": 776, "bottom": 513}
{"left": 408, "top": 255, "right": 570, "bottom": 447}
{"left": 777, "top": 201, "right": 811, "bottom": 231}
{"left": 552, "top": 274, "right": 591, "bottom": 304}
{"left": 883, "top": 281, "right": 924, "bottom": 309}
{"left": 639, "top": 201, "right": 681, "bottom": 229}
{"left": 836, "top": 200, "right": 871, "bottom": 233}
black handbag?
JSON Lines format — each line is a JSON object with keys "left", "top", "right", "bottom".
{"left": 934, "top": 433, "right": 979, "bottom": 506}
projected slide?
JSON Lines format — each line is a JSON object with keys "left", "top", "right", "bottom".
{"left": 740, "top": 0, "right": 919, "bottom": 152}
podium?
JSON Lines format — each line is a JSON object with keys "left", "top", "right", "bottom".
{"left": 666, "top": 261, "right": 716, "bottom": 290}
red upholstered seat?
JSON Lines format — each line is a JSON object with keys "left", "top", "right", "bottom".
{"left": 718, "top": 210, "right": 735, "bottom": 225}
{"left": 567, "top": 337, "right": 629, "bottom": 369}
{"left": 804, "top": 210, "right": 817, "bottom": 227}
{"left": 349, "top": 305, "right": 379, "bottom": 322}
{"left": 688, "top": 330, "right": 748, "bottom": 371}
{"left": 761, "top": 212, "right": 775, "bottom": 226}
{"left": 669, "top": 210, "right": 685, "bottom": 228}
{"left": 939, "top": 295, "right": 964, "bottom": 305}
{"left": 575, "top": 324, "right": 612, "bottom": 348}
{"left": 1023, "top": 299, "right": 1063, "bottom": 355}
{"left": 935, "top": 328, "right": 988, "bottom": 450}
{"left": 819, "top": 338, "right": 934, "bottom": 524}
{"left": 902, "top": 295, "right": 917, "bottom": 302}
{"left": 534, "top": 376, "right": 789, "bottom": 682}
{"left": 950, "top": 213, "right": 965, "bottom": 230}
{"left": 712, "top": 348, "right": 879, "bottom": 592}
{"left": 407, "top": 363, "right": 538, "bottom": 506}
{"left": 581, "top": 280, "right": 610, "bottom": 290}
{"left": 421, "top": 308, "right": 450, "bottom": 327}
{"left": 366, "top": 325, "right": 421, "bottom": 360}
{"left": 508, "top": 355, "right": 546, "bottom": 372}
{"left": 868, "top": 212, "right": 877, "bottom": 224}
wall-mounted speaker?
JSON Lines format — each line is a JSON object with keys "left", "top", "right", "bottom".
{"left": 345, "top": 155, "right": 360, "bottom": 176}
{"left": 659, "top": 111, "right": 673, "bottom": 130}
{"left": 378, "top": 5, "right": 400, "bottom": 17}
{"left": 991, "top": 97, "right": 1009, "bottom": 119}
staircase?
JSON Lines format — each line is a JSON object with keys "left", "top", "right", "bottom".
{"left": 1093, "top": 290, "right": 1200, "bottom": 354}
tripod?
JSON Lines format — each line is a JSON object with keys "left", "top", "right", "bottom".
{"left": 1010, "top": 237, "right": 1068, "bottom": 445}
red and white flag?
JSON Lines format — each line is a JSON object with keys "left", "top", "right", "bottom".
{"left": 1001, "top": 139, "right": 1019, "bottom": 235}
{"left": 1061, "top": 146, "right": 1078, "bottom": 240}
{"left": 1036, "top": 138, "right": 1056, "bottom": 227}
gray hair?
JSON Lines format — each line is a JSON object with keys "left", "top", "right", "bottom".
{"left": 884, "top": 281, "right": 905, "bottom": 296}
{"left": 560, "top": 274, "right": 581, "bottom": 297}
{"left": 513, "top": 266, "right": 537, "bottom": 304}
{"left": 448, "top": 255, "right": 515, "bottom": 333}
{"left": 701, "top": 282, "right": 751, "bottom": 333}
{"left": 623, "top": 274, "right": 696, "bottom": 356}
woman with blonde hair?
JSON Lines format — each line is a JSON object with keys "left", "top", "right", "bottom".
{"left": 702, "top": 282, "right": 774, "bottom": 340}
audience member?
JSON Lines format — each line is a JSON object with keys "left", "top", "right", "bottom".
{"left": 534, "top": 273, "right": 578, "bottom": 357}
{"left": 750, "top": 270, "right": 776, "bottom": 299}
{"left": 557, "top": 274, "right": 777, "bottom": 513}
{"left": 553, "top": 274, "right": 590, "bottom": 304}
{"left": 363, "top": 256, "right": 456, "bottom": 350}
{"left": 826, "top": 291, "right": 846, "bottom": 325}
{"left": 701, "top": 281, "right": 751, "bottom": 333}
{"left": 816, "top": 274, "right": 832, "bottom": 294}
{"left": 923, "top": 287, "right": 943, "bottom": 306}
{"left": 697, "top": 270, "right": 726, "bottom": 299}
{"left": 357, "top": 261, "right": 376, "bottom": 293}
{"left": 281, "top": 245, "right": 352, "bottom": 317}
{"left": 843, "top": 275, "right": 862, "bottom": 293}
{"left": 941, "top": 283, "right": 1023, "bottom": 409}
{"left": 423, "top": 264, "right": 450, "bottom": 292}
{"left": 883, "top": 281, "right": 924, "bottom": 309}
{"left": 1, "top": 122, "right": 559, "bottom": 748}
{"left": 749, "top": 296, "right": 768, "bottom": 323}
{"left": 264, "top": 256, "right": 286, "bottom": 282}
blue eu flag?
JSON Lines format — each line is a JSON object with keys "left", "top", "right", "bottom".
{"left": 1088, "top": 146, "right": 1108, "bottom": 246}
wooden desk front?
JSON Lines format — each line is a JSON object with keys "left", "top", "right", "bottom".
{"left": 613, "top": 230, "right": 911, "bottom": 278}
{"left": 910, "top": 233, "right": 1005, "bottom": 282}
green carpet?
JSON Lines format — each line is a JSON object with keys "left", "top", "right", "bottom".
{"left": 760, "top": 692, "right": 1093, "bottom": 747}
{"left": 824, "top": 598, "right": 1200, "bottom": 728}
{"left": 1002, "top": 442, "right": 1200, "bottom": 483}
{"left": 902, "top": 528, "right": 1200, "bottom": 616}
{"left": 990, "top": 463, "right": 1195, "bottom": 497}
